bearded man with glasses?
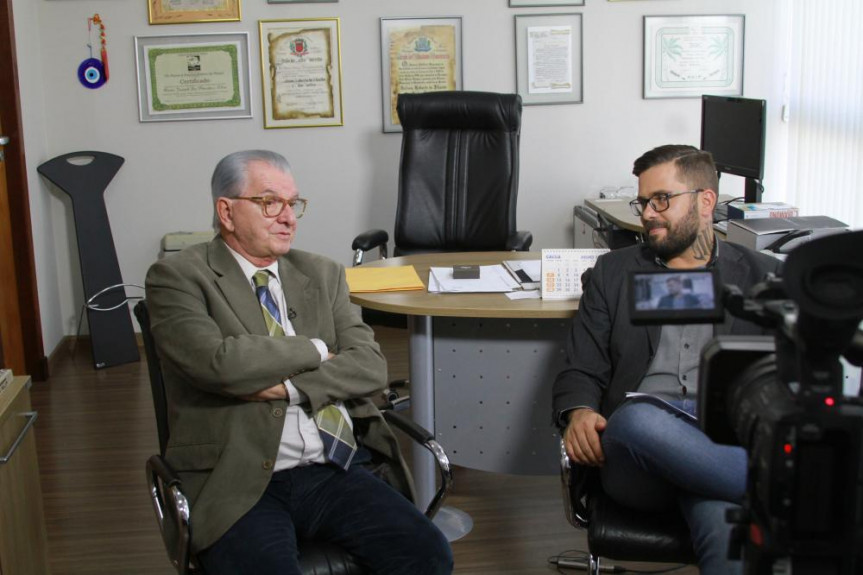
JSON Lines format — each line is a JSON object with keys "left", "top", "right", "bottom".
{"left": 145, "top": 150, "right": 452, "bottom": 575}
{"left": 553, "top": 145, "right": 782, "bottom": 575}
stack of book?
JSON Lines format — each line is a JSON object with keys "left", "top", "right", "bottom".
{"left": 727, "top": 202, "right": 799, "bottom": 220}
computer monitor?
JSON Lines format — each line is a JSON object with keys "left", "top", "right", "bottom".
{"left": 700, "top": 95, "right": 767, "bottom": 203}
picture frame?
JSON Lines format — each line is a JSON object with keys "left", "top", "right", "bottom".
{"left": 134, "top": 33, "right": 252, "bottom": 122}
{"left": 510, "top": 0, "right": 584, "bottom": 6}
{"left": 380, "top": 17, "right": 463, "bottom": 133}
{"left": 258, "top": 18, "right": 343, "bottom": 129}
{"left": 514, "top": 13, "right": 583, "bottom": 106}
{"left": 643, "top": 14, "right": 745, "bottom": 99}
{"left": 148, "top": 0, "right": 241, "bottom": 25}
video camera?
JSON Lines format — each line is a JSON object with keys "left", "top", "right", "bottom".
{"left": 628, "top": 230, "right": 863, "bottom": 575}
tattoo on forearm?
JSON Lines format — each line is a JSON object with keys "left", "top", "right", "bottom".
{"left": 692, "top": 229, "right": 713, "bottom": 260}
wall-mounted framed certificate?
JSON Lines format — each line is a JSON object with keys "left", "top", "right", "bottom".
{"left": 258, "top": 18, "right": 343, "bottom": 129}
{"left": 515, "top": 13, "right": 583, "bottom": 105}
{"left": 134, "top": 33, "right": 252, "bottom": 122}
{"left": 380, "top": 17, "right": 463, "bottom": 133}
{"left": 509, "top": 0, "right": 583, "bottom": 6}
{"left": 643, "top": 14, "right": 745, "bottom": 99}
{"left": 148, "top": 0, "right": 241, "bottom": 25}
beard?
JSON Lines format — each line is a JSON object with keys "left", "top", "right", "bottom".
{"left": 644, "top": 199, "right": 701, "bottom": 260}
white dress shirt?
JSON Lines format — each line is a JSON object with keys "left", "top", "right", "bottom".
{"left": 226, "top": 246, "right": 354, "bottom": 471}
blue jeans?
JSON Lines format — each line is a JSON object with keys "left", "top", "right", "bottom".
{"left": 600, "top": 398, "right": 747, "bottom": 575}
{"left": 197, "top": 461, "right": 453, "bottom": 575}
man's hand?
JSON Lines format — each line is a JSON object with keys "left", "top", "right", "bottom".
{"left": 563, "top": 408, "right": 607, "bottom": 466}
{"left": 240, "top": 383, "right": 288, "bottom": 402}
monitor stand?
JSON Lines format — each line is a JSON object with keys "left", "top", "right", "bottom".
{"left": 744, "top": 177, "right": 763, "bottom": 203}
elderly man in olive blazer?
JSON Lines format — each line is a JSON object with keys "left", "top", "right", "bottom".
{"left": 145, "top": 150, "right": 452, "bottom": 575}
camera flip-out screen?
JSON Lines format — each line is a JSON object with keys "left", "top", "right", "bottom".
{"left": 629, "top": 269, "right": 725, "bottom": 324}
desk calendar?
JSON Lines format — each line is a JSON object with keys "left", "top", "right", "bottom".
{"left": 541, "top": 249, "right": 609, "bottom": 300}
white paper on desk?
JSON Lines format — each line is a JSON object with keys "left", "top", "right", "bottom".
{"left": 428, "top": 265, "right": 520, "bottom": 293}
{"left": 506, "top": 290, "right": 541, "bottom": 300}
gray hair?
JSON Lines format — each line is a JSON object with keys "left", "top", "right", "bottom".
{"left": 211, "top": 150, "right": 293, "bottom": 230}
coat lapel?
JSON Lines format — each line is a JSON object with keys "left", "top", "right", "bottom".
{"left": 715, "top": 242, "right": 747, "bottom": 336}
{"left": 278, "top": 256, "right": 317, "bottom": 337}
{"left": 209, "top": 238, "right": 269, "bottom": 336}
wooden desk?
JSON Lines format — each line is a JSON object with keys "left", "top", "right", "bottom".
{"left": 350, "top": 251, "right": 577, "bottom": 318}
{"left": 0, "top": 376, "right": 50, "bottom": 575}
{"left": 351, "top": 252, "right": 578, "bottom": 527}
{"left": 584, "top": 197, "right": 644, "bottom": 233}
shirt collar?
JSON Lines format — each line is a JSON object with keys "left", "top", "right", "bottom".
{"left": 224, "top": 243, "right": 280, "bottom": 287}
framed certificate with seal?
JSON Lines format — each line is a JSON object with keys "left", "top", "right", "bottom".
{"left": 379, "top": 17, "right": 463, "bottom": 133}
{"left": 259, "top": 18, "right": 344, "bottom": 129}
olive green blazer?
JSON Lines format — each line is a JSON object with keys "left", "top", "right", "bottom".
{"left": 145, "top": 237, "right": 414, "bottom": 552}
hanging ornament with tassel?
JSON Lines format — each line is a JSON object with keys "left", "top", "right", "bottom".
{"left": 78, "top": 14, "right": 109, "bottom": 89}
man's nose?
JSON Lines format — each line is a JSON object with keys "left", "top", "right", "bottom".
{"left": 277, "top": 204, "right": 297, "bottom": 224}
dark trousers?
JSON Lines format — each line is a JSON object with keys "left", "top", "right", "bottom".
{"left": 197, "top": 462, "right": 453, "bottom": 575}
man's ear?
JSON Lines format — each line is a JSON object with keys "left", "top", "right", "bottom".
{"left": 216, "top": 198, "right": 235, "bottom": 232}
{"left": 700, "top": 188, "right": 718, "bottom": 216}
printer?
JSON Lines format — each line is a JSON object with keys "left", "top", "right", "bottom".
{"left": 726, "top": 215, "right": 849, "bottom": 253}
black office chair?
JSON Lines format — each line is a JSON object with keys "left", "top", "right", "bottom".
{"left": 134, "top": 301, "right": 452, "bottom": 575}
{"left": 352, "top": 90, "right": 532, "bottom": 266}
{"left": 559, "top": 443, "right": 696, "bottom": 574}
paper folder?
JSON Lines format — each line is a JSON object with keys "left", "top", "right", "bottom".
{"left": 345, "top": 265, "right": 425, "bottom": 293}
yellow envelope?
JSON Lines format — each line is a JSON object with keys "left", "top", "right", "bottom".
{"left": 345, "top": 265, "right": 425, "bottom": 293}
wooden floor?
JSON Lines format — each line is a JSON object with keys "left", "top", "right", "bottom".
{"left": 30, "top": 328, "right": 697, "bottom": 575}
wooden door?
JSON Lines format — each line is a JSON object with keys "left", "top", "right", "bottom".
{"left": 0, "top": 117, "right": 24, "bottom": 374}
{"left": 0, "top": 0, "right": 46, "bottom": 379}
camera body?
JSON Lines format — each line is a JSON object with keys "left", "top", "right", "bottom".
{"left": 630, "top": 230, "right": 863, "bottom": 574}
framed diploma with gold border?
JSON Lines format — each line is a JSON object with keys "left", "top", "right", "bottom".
{"left": 259, "top": 18, "right": 343, "bottom": 129}
{"left": 380, "top": 17, "right": 463, "bottom": 133}
{"left": 148, "top": 0, "right": 241, "bottom": 25}
{"left": 134, "top": 33, "right": 252, "bottom": 122}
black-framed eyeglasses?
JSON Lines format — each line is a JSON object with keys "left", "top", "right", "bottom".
{"left": 629, "top": 189, "right": 703, "bottom": 216}
{"left": 233, "top": 196, "right": 308, "bottom": 218}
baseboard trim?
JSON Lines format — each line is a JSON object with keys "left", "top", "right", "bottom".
{"left": 46, "top": 335, "right": 144, "bottom": 376}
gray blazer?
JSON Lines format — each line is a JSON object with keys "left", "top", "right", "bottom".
{"left": 145, "top": 237, "right": 413, "bottom": 552}
{"left": 552, "top": 241, "right": 782, "bottom": 422}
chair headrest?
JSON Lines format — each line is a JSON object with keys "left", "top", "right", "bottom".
{"left": 397, "top": 91, "right": 522, "bottom": 132}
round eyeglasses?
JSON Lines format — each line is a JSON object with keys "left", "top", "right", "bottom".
{"left": 629, "top": 189, "right": 703, "bottom": 216}
{"left": 233, "top": 196, "right": 308, "bottom": 218}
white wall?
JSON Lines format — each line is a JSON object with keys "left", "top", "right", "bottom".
{"left": 15, "top": 0, "right": 782, "bottom": 354}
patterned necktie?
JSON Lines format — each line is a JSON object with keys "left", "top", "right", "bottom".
{"left": 253, "top": 271, "right": 285, "bottom": 337}
{"left": 252, "top": 270, "right": 356, "bottom": 471}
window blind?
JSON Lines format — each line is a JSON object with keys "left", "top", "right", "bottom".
{"left": 784, "top": 0, "right": 863, "bottom": 228}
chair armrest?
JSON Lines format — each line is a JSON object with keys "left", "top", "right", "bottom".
{"left": 147, "top": 455, "right": 194, "bottom": 575}
{"left": 382, "top": 410, "right": 452, "bottom": 520}
{"left": 559, "top": 440, "right": 590, "bottom": 529}
{"left": 351, "top": 229, "right": 389, "bottom": 266}
{"left": 505, "top": 231, "right": 533, "bottom": 251}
